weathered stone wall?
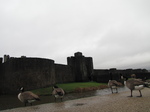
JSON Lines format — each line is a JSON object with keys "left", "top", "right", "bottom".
{"left": 85, "top": 57, "right": 94, "bottom": 81}
{"left": 4, "top": 55, "right": 10, "bottom": 62}
{"left": 55, "top": 64, "right": 75, "bottom": 83}
{"left": 93, "top": 69, "right": 110, "bottom": 83}
{"left": 0, "top": 58, "right": 55, "bottom": 94}
{"left": 75, "top": 56, "right": 88, "bottom": 82}
{"left": 93, "top": 68, "right": 150, "bottom": 83}
{"left": 0, "top": 52, "right": 149, "bottom": 94}
{"left": 93, "top": 68, "right": 123, "bottom": 83}
{"left": 0, "top": 61, "right": 3, "bottom": 94}
{"left": 0, "top": 58, "right": 2, "bottom": 63}
{"left": 0, "top": 52, "right": 94, "bottom": 94}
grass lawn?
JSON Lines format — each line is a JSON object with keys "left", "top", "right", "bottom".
{"left": 31, "top": 82, "right": 107, "bottom": 96}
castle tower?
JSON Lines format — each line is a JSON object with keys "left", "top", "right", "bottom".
{"left": 67, "top": 52, "right": 93, "bottom": 82}
{"left": 4, "top": 55, "right": 10, "bottom": 62}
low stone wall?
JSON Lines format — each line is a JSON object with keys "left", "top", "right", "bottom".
{"left": 93, "top": 69, "right": 150, "bottom": 83}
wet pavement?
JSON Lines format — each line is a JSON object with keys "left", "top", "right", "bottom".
{"left": 1, "top": 87, "right": 150, "bottom": 112}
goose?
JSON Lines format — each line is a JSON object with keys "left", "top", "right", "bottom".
{"left": 108, "top": 80, "right": 122, "bottom": 94}
{"left": 18, "top": 87, "right": 40, "bottom": 106}
{"left": 125, "top": 79, "right": 145, "bottom": 97}
{"left": 52, "top": 86, "right": 65, "bottom": 102}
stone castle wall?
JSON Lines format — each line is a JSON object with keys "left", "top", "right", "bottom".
{"left": 0, "top": 57, "right": 55, "bottom": 94}
{"left": 55, "top": 64, "right": 75, "bottom": 83}
{"left": 93, "top": 68, "right": 150, "bottom": 83}
{"left": 0, "top": 52, "right": 149, "bottom": 94}
{"left": 0, "top": 52, "right": 94, "bottom": 94}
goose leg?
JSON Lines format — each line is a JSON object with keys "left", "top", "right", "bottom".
{"left": 131, "top": 90, "right": 133, "bottom": 97}
{"left": 116, "top": 88, "right": 118, "bottom": 93}
{"left": 138, "top": 90, "right": 142, "bottom": 97}
{"left": 128, "top": 90, "right": 133, "bottom": 97}
{"left": 55, "top": 97, "right": 56, "bottom": 102}
{"left": 111, "top": 88, "right": 113, "bottom": 94}
{"left": 24, "top": 103, "right": 26, "bottom": 106}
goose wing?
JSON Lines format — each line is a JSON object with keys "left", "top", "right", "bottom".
{"left": 22, "top": 91, "right": 40, "bottom": 100}
{"left": 109, "top": 80, "right": 122, "bottom": 86}
{"left": 52, "top": 88, "right": 65, "bottom": 95}
{"left": 133, "top": 79, "right": 144, "bottom": 86}
{"left": 127, "top": 79, "right": 144, "bottom": 86}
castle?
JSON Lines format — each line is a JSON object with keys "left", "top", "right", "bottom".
{"left": 0, "top": 52, "right": 149, "bottom": 94}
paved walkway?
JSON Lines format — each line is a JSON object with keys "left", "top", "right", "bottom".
{"left": 1, "top": 88, "right": 150, "bottom": 112}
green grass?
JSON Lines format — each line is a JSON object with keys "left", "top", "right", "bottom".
{"left": 31, "top": 87, "right": 52, "bottom": 96}
{"left": 57, "top": 82, "right": 106, "bottom": 93}
{"left": 31, "top": 82, "right": 107, "bottom": 96}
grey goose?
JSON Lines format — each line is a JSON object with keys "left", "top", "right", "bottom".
{"left": 108, "top": 80, "right": 122, "bottom": 94}
{"left": 18, "top": 87, "right": 40, "bottom": 106}
{"left": 126, "top": 79, "right": 145, "bottom": 97}
{"left": 52, "top": 86, "right": 65, "bottom": 102}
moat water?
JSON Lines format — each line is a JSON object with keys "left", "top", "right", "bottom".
{"left": 0, "top": 86, "right": 129, "bottom": 111}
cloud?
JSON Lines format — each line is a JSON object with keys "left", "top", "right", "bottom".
{"left": 0, "top": 0, "right": 150, "bottom": 69}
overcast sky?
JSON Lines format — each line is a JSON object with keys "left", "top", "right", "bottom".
{"left": 0, "top": 0, "right": 150, "bottom": 70}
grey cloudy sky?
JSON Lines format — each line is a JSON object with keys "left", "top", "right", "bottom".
{"left": 0, "top": 0, "right": 150, "bottom": 69}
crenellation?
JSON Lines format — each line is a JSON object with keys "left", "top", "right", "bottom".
{"left": 74, "top": 52, "right": 83, "bottom": 57}
{"left": 4, "top": 55, "right": 10, "bottom": 62}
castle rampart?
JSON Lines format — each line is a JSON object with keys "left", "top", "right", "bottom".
{"left": 0, "top": 57, "right": 55, "bottom": 94}
{"left": 0, "top": 52, "right": 149, "bottom": 94}
{"left": 0, "top": 52, "right": 94, "bottom": 94}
